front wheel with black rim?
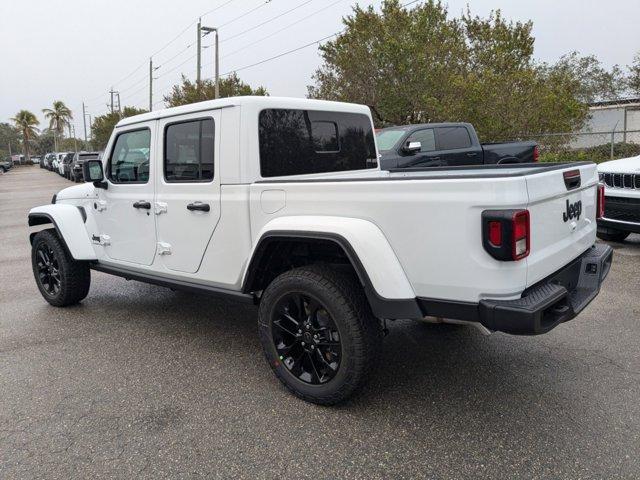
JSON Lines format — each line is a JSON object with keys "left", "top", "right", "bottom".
{"left": 258, "top": 265, "right": 382, "bottom": 405}
{"left": 597, "top": 226, "right": 630, "bottom": 243}
{"left": 31, "top": 229, "right": 91, "bottom": 307}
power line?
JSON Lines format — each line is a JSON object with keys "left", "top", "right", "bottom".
{"left": 218, "top": 0, "right": 347, "bottom": 60}
{"left": 220, "top": 31, "right": 341, "bottom": 76}
{"left": 218, "top": 0, "right": 273, "bottom": 29}
{"left": 221, "top": 0, "right": 313, "bottom": 43}
{"left": 212, "top": 0, "right": 421, "bottom": 77}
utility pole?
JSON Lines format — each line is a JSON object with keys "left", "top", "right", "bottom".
{"left": 110, "top": 87, "right": 115, "bottom": 114}
{"left": 149, "top": 57, "right": 153, "bottom": 111}
{"left": 82, "top": 102, "right": 88, "bottom": 144}
{"left": 87, "top": 115, "right": 93, "bottom": 150}
{"left": 196, "top": 18, "right": 202, "bottom": 84}
{"left": 115, "top": 92, "right": 122, "bottom": 117}
{"left": 201, "top": 26, "right": 219, "bottom": 98}
{"left": 72, "top": 125, "right": 78, "bottom": 153}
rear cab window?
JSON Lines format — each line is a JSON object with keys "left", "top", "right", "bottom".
{"left": 258, "top": 109, "right": 377, "bottom": 177}
{"left": 435, "top": 126, "right": 472, "bottom": 150}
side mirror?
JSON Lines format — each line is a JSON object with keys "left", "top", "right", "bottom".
{"left": 83, "top": 160, "right": 107, "bottom": 189}
{"left": 403, "top": 141, "right": 421, "bottom": 155}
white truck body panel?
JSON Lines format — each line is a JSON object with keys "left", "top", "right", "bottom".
{"left": 28, "top": 204, "right": 97, "bottom": 260}
{"left": 34, "top": 96, "right": 602, "bottom": 308}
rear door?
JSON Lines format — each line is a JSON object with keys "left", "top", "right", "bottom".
{"left": 525, "top": 163, "right": 599, "bottom": 286}
{"left": 434, "top": 126, "right": 480, "bottom": 166}
{"left": 154, "top": 110, "right": 221, "bottom": 274}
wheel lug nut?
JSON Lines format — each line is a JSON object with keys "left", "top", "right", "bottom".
{"left": 311, "top": 345, "right": 315, "bottom": 350}
{"left": 301, "top": 342, "right": 305, "bottom": 346}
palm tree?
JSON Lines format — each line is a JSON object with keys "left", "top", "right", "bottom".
{"left": 42, "top": 101, "right": 72, "bottom": 152}
{"left": 11, "top": 110, "right": 39, "bottom": 164}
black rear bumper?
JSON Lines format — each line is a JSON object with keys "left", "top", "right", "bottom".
{"left": 418, "top": 244, "right": 613, "bottom": 335}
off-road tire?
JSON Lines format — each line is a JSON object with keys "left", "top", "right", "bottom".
{"left": 596, "top": 226, "right": 630, "bottom": 243}
{"left": 31, "top": 229, "right": 91, "bottom": 307}
{"left": 258, "top": 264, "right": 382, "bottom": 405}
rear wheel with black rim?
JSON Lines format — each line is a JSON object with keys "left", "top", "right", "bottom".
{"left": 31, "top": 229, "right": 91, "bottom": 307}
{"left": 258, "top": 265, "right": 382, "bottom": 405}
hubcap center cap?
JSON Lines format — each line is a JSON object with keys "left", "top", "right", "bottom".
{"left": 303, "top": 331, "right": 313, "bottom": 344}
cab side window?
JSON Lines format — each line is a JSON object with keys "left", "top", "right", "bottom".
{"left": 164, "top": 118, "right": 214, "bottom": 182}
{"left": 436, "top": 126, "right": 472, "bottom": 150}
{"left": 108, "top": 129, "right": 151, "bottom": 183}
{"left": 406, "top": 129, "right": 435, "bottom": 152}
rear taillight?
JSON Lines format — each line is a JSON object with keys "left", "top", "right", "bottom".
{"left": 533, "top": 145, "right": 539, "bottom": 162}
{"left": 488, "top": 221, "right": 502, "bottom": 246}
{"left": 482, "top": 209, "right": 530, "bottom": 261}
{"left": 596, "top": 183, "right": 605, "bottom": 219}
{"left": 512, "top": 210, "right": 530, "bottom": 260}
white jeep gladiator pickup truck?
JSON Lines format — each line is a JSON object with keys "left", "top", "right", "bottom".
{"left": 28, "top": 96, "right": 613, "bottom": 404}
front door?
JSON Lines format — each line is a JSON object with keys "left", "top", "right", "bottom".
{"left": 154, "top": 111, "right": 222, "bottom": 274}
{"left": 95, "top": 125, "right": 157, "bottom": 266}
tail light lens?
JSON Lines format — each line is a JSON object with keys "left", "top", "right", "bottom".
{"left": 533, "top": 145, "right": 539, "bottom": 162}
{"left": 512, "top": 210, "right": 530, "bottom": 260}
{"left": 482, "top": 209, "right": 530, "bottom": 261}
{"left": 596, "top": 183, "right": 605, "bottom": 219}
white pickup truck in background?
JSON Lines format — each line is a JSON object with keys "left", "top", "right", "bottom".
{"left": 27, "top": 97, "right": 612, "bottom": 404}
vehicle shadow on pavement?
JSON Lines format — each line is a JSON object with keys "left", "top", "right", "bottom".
{"left": 84, "top": 275, "right": 600, "bottom": 418}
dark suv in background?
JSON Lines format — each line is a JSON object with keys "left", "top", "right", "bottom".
{"left": 70, "top": 151, "right": 101, "bottom": 182}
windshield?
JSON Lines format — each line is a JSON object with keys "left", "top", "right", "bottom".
{"left": 375, "top": 128, "right": 407, "bottom": 151}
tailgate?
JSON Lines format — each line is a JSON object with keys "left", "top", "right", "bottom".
{"left": 525, "top": 163, "right": 598, "bottom": 287}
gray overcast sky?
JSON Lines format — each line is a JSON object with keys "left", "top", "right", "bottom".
{"left": 1, "top": 0, "right": 638, "bottom": 134}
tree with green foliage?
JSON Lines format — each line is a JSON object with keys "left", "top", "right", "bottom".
{"left": 163, "top": 72, "right": 268, "bottom": 107}
{"left": 628, "top": 52, "right": 640, "bottom": 96}
{"left": 42, "top": 101, "right": 73, "bottom": 152}
{"left": 91, "top": 106, "right": 147, "bottom": 150}
{"left": 551, "top": 52, "right": 627, "bottom": 103}
{"left": 308, "top": 0, "right": 621, "bottom": 141}
{"left": 11, "top": 110, "right": 39, "bottom": 163}
{"left": 0, "top": 123, "right": 21, "bottom": 159}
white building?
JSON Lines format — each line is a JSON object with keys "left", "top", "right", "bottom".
{"left": 572, "top": 97, "right": 640, "bottom": 148}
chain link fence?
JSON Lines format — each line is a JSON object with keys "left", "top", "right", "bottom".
{"left": 516, "top": 129, "right": 640, "bottom": 164}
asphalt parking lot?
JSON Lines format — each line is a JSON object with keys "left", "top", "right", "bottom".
{"left": 1, "top": 166, "right": 639, "bottom": 479}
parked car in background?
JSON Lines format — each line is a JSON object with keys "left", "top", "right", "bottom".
{"left": 51, "top": 155, "right": 60, "bottom": 172}
{"left": 597, "top": 154, "right": 640, "bottom": 242}
{"left": 70, "top": 151, "right": 101, "bottom": 182}
{"left": 62, "top": 152, "right": 76, "bottom": 179}
{"left": 42, "top": 153, "right": 56, "bottom": 170}
{"left": 1, "top": 159, "right": 12, "bottom": 173}
{"left": 376, "top": 122, "right": 538, "bottom": 169}
{"left": 31, "top": 156, "right": 41, "bottom": 165}
{"left": 56, "top": 152, "right": 72, "bottom": 176}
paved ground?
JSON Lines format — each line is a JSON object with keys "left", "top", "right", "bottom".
{"left": 1, "top": 166, "right": 639, "bottom": 479}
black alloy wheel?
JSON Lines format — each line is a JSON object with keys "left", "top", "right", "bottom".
{"left": 35, "top": 243, "right": 61, "bottom": 296}
{"left": 258, "top": 265, "right": 382, "bottom": 405}
{"left": 271, "top": 292, "right": 342, "bottom": 385}
{"left": 31, "top": 229, "right": 91, "bottom": 307}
